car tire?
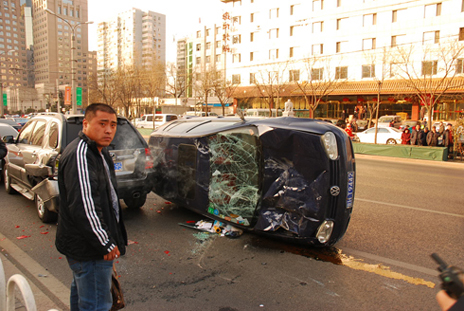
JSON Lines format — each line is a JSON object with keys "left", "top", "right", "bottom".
{"left": 123, "top": 193, "right": 147, "bottom": 209}
{"left": 35, "top": 194, "right": 57, "bottom": 223}
{"left": 3, "top": 164, "right": 17, "bottom": 194}
{"left": 386, "top": 138, "right": 397, "bottom": 144}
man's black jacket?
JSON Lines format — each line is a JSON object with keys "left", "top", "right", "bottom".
{"left": 56, "top": 132, "right": 127, "bottom": 261}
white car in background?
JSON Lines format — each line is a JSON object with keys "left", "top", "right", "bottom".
{"left": 135, "top": 114, "right": 178, "bottom": 129}
{"left": 355, "top": 127, "right": 403, "bottom": 144}
{"left": 376, "top": 115, "right": 403, "bottom": 128}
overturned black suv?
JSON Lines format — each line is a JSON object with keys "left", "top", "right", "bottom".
{"left": 2, "top": 113, "right": 153, "bottom": 223}
{"left": 149, "top": 117, "right": 355, "bottom": 246}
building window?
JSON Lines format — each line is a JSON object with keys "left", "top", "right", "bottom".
{"left": 289, "top": 47, "right": 294, "bottom": 58}
{"left": 312, "top": 44, "right": 323, "bottom": 55}
{"left": 250, "top": 51, "right": 254, "bottom": 61}
{"left": 269, "top": 28, "right": 279, "bottom": 39}
{"left": 250, "top": 13, "right": 254, "bottom": 22}
{"left": 459, "top": 27, "right": 464, "bottom": 41}
{"left": 362, "top": 65, "right": 375, "bottom": 78}
{"left": 232, "top": 74, "right": 241, "bottom": 84}
{"left": 391, "top": 36, "right": 397, "bottom": 47}
{"left": 392, "top": 10, "right": 398, "bottom": 22}
{"left": 456, "top": 59, "right": 464, "bottom": 74}
{"left": 290, "top": 5, "right": 296, "bottom": 15}
{"left": 312, "top": 21, "right": 323, "bottom": 33}
{"left": 196, "top": 31, "right": 201, "bottom": 38}
{"left": 337, "top": 0, "right": 341, "bottom": 7}
{"left": 215, "top": 54, "right": 221, "bottom": 62}
{"left": 363, "top": 38, "right": 376, "bottom": 50}
{"left": 206, "top": 56, "right": 210, "bottom": 63}
{"left": 424, "top": 3, "right": 441, "bottom": 18}
{"left": 311, "top": 68, "right": 323, "bottom": 80}
{"left": 233, "top": 53, "right": 241, "bottom": 63}
{"left": 336, "top": 18, "right": 347, "bottom": 30}
{"left": 336, "top": 66, "right": 348, "bottom": 79}
{"left": 423, "top": 31, "right": 440, "bottom": 44}
{"left": 250, "top": 73, "right": 256, "bottom": 84}
{"left": 269, "top": 8, "right": 279, "bottom": 19}
{"left": 233, "top": 34, "right": 241, "bottom": 44}
{"left": 363, "top": 13, "right": 377, "bottom": 26}
{"left": 336, "top": 41, "right": 346, "bottom": 53}
{"left": 289, "top": 69, "right": 300, "bottom": 82}
{"left": 312, "top": 0, "right": 324, "bottom": 12}
{"left": 250, "top": 32, "right": 254, "bottom": 42}
{"left": 422, "top": 61, "right": 438, "bottom": 76}
{"left": 196, "top": 43, "right": 201, "bottom": 51}
{"left": 206, "top": 42, "right": 211, "bottom": 49}
{"left": 269, "top": 49, "right": 279, "bottom": 59}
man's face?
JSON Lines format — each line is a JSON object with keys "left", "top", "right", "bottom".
{"left": 82, "top": 110, "right": 117, "bottom": 151}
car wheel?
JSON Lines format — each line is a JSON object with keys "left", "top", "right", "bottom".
{"left": 386, "top": 138, "right": 397, "bottom": 144}
{"left": 123, "top": 193, "right": 147, "bottom": 209}
{"left": 3, "top": 164, "right": 17, "bottom": 194}
{"left": 35, "top": 194, "right": 57, "bottom": 223}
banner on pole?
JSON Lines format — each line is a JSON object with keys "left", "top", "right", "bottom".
{"left": 65, "top": 86, "right": 71, "bottom": 106}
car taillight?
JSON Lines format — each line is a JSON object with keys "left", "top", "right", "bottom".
{"left": 144, "top": 148, "right": 154, "bottom": 170}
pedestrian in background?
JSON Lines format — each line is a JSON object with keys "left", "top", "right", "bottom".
{"left": 443, "top": 123, "right": 454, "bottom": 159}
{"left": 427, "top": 126, "right": 439, "bottom": 146}
{"left": 56, "top": 103, "right": 128, "bottom": 311}
{"left": 419, "top": 127, "right": 428, "bottom": 146}
{"left": 401, "top": 128, "right": 411, "bottom": 145}
{"left": 410, "top": 125, "right": 420, "bottom": 145}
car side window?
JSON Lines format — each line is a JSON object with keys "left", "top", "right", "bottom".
{"left": 17, "top": 120, "right": 36, "bottom": 144}
{"left": 48, "top": 122, "right": 59, "bottom": 149}
{"left": 30, "top": 120, "right": 47, "bottom": 146}
{"left": 378, "top": 128, "right": 389, "bottom": 133}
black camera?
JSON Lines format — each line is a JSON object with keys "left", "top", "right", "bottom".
{"left": 431, "top": 253, "right": 464, "bottom": 300}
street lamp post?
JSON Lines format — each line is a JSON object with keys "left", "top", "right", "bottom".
{"left": 0, "top": 49, "right": 16, "bottom": 117}
{"left": 45, "top": 9, "right": 93, "bottom": 114}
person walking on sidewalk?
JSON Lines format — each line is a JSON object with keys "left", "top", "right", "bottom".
{"left": 55, "top": 103, "right": 127, "bottom": 311}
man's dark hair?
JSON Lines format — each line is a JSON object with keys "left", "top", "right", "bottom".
{"left": 84, "top": 103, "right": 117, "bottom": 121}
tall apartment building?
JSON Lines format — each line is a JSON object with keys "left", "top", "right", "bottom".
{"left": 184, "top": 0, "right": 464, "bottom": 120}
{"left": 97, "top": 8, "right": 166, "bottom": 74}
{"left": 31, "top": 0, "right": 90, "bottom": 109}
{"left": 0, "top": 0, "right": 28, "bottom": 88}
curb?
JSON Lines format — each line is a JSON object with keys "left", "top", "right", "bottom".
{"left": 0, "top": 232, "right": 70, "bottom": 311}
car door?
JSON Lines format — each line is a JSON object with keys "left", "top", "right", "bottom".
{"left": 377, "top": 128, "right": 390, "bottom": 144}
{"left": 20, "top": 120, "right": 47, "bottom": 185}
{"left": 6, "top": 120, "right": 37, "bottom": 185}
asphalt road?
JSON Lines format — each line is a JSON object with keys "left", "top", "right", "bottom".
{"left": 0, "top": 156, "right": 463, "bottom": 311}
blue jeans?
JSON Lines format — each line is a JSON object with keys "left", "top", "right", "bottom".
{"left": 67, "top": 257, "right": 113, "bottom": 311}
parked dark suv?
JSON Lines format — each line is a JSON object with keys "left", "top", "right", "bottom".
{"left": 2, "top": 113, "right": 154, "bottom": 223}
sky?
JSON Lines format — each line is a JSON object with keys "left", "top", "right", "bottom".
{"left": 87, "top": 0, "right": 226, "bottom": 62}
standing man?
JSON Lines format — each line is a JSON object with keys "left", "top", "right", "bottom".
{"left": 56, "top": 104, "right": 127, "bottom": 311}
{"left": 427, "top": 126, "right": 439, "bottom": 146}
{"left": 410, "top": 125, "right": 419, "bottom": 145}
{"left": 443, "top": 123, "right": 454, "bottom": 159}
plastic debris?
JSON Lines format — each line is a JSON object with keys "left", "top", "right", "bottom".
{"left": 16, "top": 235, "right": 30, "bottom": 240}
{"left": 179, "top": 220, "right": 243, "bottom": 238}
{"left": 128, "top": 240, "right": 139, "bottom": 245}
{"left": 40, "top": 232, "right": 49, "bottom": 235}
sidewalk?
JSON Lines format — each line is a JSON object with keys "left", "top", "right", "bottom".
{"left": 355, "top": 153, "right": 464, "bottom": 169}
{"left": 0, "top": 232, "right": 70, "bottom": 311}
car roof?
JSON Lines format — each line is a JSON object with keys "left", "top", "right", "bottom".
{"left": 0, "top": 123, "right": 19, "bottom": 136}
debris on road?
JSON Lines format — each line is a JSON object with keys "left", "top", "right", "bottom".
{"left": 179, "top": 220, "right": 243, "bottom": 238}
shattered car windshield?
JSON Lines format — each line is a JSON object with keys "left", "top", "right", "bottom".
{"left": 207, "top": 127, "right": 260, "bottom": 226}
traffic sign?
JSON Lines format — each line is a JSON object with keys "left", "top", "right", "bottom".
{"left": 2, "top": 93, "right": 6, "bottom": 106}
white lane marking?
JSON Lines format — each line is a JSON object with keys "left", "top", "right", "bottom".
{"left": 356, "top": 198, "right": 464, "bottom": 218}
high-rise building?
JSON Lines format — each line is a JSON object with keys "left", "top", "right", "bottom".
{"left": 0, "top": 0, "right": 28, "bottom": 88}
{"left": 97, "top": 8, "right": 166, "bottom": 74}
{"left": 32, "top": 0, "right": 90, "bottom": 108}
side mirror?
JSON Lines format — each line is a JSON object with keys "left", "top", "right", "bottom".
{"left": 2, "top": 135, "right": 15, "bottom": 144}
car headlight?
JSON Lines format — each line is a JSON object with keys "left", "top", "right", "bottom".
{"left": 316, "top": 220, "right": 334, "bottom": 244}
{"left": 322, "top": 132, "right": 338, "bottom": 160}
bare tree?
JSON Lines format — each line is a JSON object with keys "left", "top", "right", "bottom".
{"left": 115, "top": 65, "right": 137, "bottom": 117}
{"left": 89, "top": 69, "right": 119, "bottom": 107}
{"left": 165, "top": 62, "right": 187, "bottom": 103}
{"left": 252, "top": 61, "right": 289, "bottom": 117}
{"left": 391, "top": 39, "right": 464, "bottom": 126}
{"left": 210, "top": 68, "right": 237, "bottom": 116}
{"left": 293, "top": 55, "right": 346, "bottom": 119}
{"left": 193, "top": 67, "right": 216, "bottom": 114}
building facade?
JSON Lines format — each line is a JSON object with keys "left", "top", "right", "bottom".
{"left": 97, "top": 8, "right": 166, "bottom": 74}
{"left": 183, "top": 0, "right": 464, "bottom": 120}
